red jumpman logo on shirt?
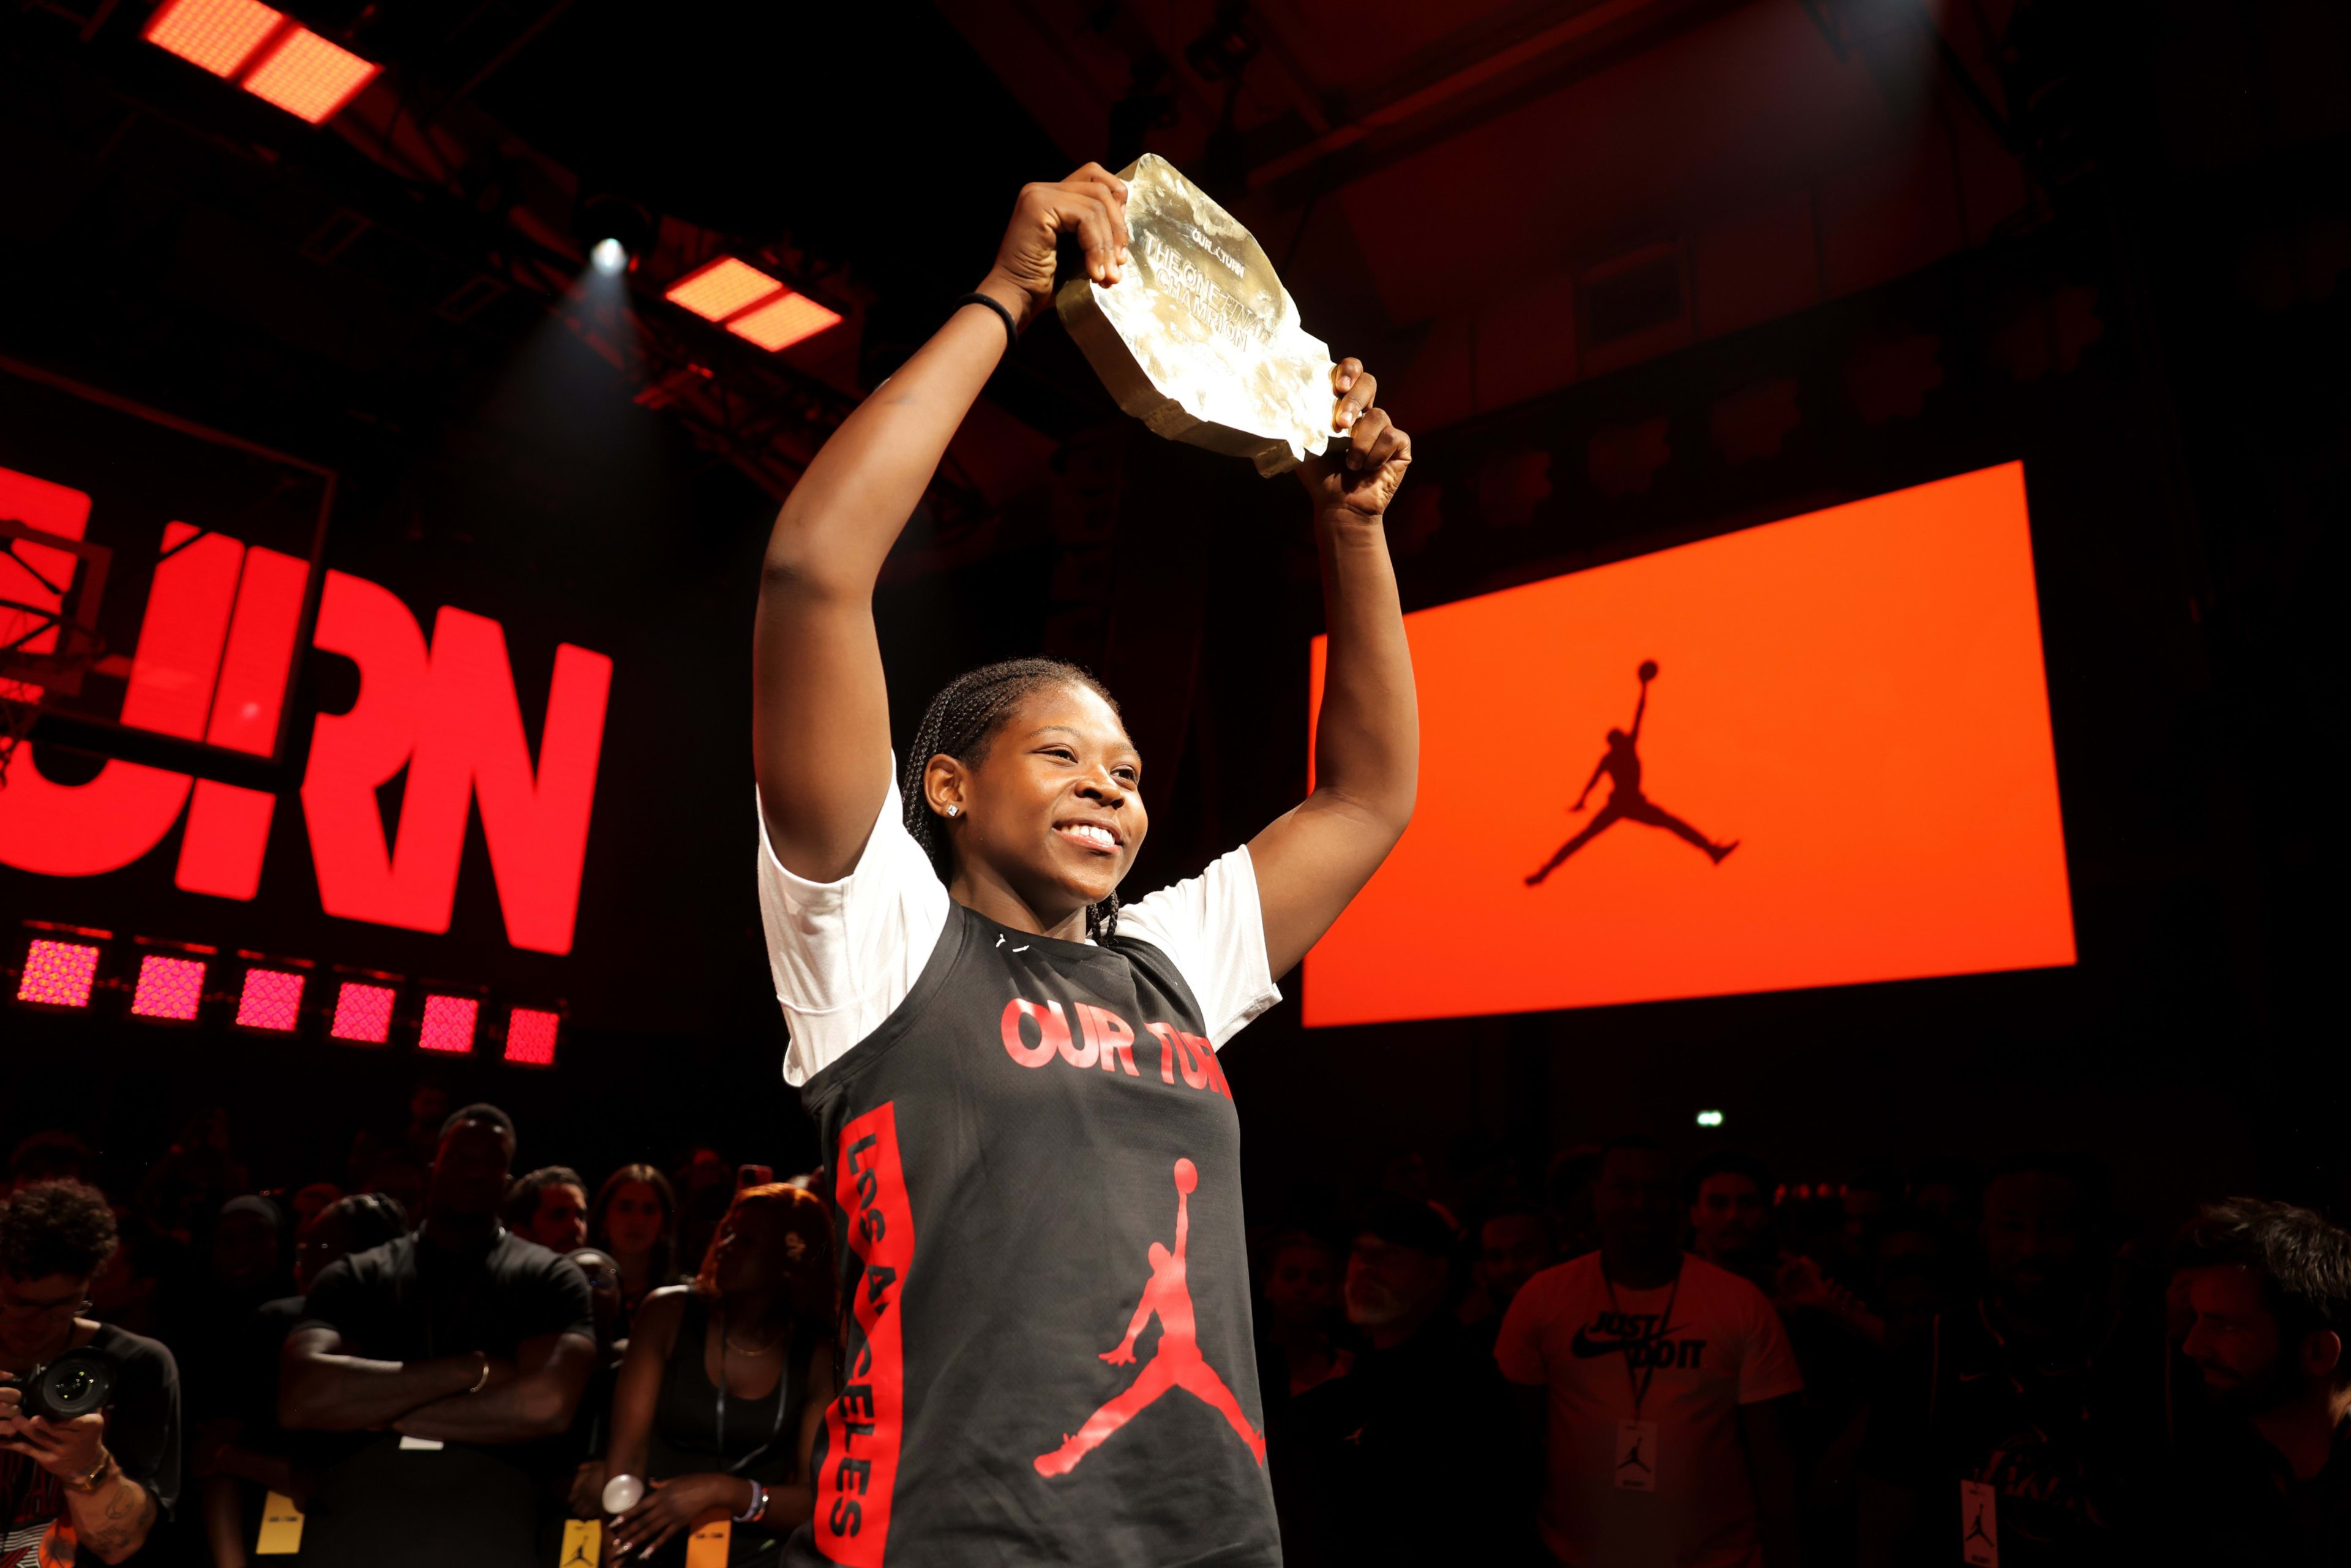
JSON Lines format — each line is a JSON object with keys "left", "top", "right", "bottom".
{"left": 1034, "top": 1158, "right": 1267, "bottom": 1477}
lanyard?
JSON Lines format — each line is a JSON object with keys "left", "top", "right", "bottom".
{"left": 714, "top": 1304, "right": 793, "bottom": 1477}
{"left": 1602, "top": 1258, "right": 1682, "bottom": 1422}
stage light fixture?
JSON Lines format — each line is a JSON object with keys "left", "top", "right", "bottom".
{"left": 17, "top": 939, "right": 101, "bottom": 1009}
{"left": 329, "top": 981, "right": 396, "bottom": 1044}
{"left": 664, "top": 258, "right": 784, "bottom": 323}
{"left": 235, "top": 967, "right": 305, "bottom": 1031}
{"left": 727, "top": 292, "right": 842, "bottom": 353}
{"left": 590, "top": 239, "right": 628, "bottom": 276}
{"left": 1695, "top": 1108, "right": 1725, "bottom": 1128}
{"left": 419, "top": 994, "right": 479, "bottom": 1054}
{"left": 239, "top": 26, "right": 381, "bottom": 123}
{"left": 144, "top": 0, "right": 284, "bottom": 78}
{"left": 130, "top": 955, "right": 208, "bottom": 1021}
{"left": 504, "top": 1007, "right": 561, "bottom": 1067}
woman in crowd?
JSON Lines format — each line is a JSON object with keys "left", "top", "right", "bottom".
{"left": 591, "top": 1164, "right": 678, "bottom": 1336}
{"left": 751, "top": 164, "right": 1415, "bottom": 1563}
{"left": 601, "top": 1184, "right": 835, "bottom": 1563}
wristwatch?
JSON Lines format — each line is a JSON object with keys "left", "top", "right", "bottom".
{"left": 61, "top": 1447, "right": 113, "bottom": 1494}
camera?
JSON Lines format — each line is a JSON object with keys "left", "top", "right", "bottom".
{"left": 6, "top": 1352, "right": 113, "bottom": 1422}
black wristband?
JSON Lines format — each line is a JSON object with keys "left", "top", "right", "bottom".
{"left": 954, "top": 291, "right": 1019, "bottom": 353}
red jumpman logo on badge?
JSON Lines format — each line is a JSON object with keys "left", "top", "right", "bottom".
{"left": 1034, "top": 1158, "right": 1267, "bottom": 1477}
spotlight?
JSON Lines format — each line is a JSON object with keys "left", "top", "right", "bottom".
{"left": 1695, "top": 1109, "right": 1725, "bottom": 1128}
{"left": 574, "top": 193, "right": 654, "bottom": 274}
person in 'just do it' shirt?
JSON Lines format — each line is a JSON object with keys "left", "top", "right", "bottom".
{"left": 745, "top": 165, "right": 1417, "bottom": 1566}
{"left": 1496, "top": 1136, "right": 1804, "bottom": 1567}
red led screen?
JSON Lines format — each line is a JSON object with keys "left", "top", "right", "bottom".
{"left": 235, "top": 968, "right": 304, "bottom": 1030}
{"left": 130, "top": 955, "right": 207, "bottom": 1021}
{"left": 329, "top": 981, "right": 395, "bottom": 1043}
{"left": 419, "top": 994, "right": 479, "bottom": 1054}
{"left": 1304, "top": 462, "right": 2074, "bottom": 1026}
{"left": 17, "top": 940, "right": 100, "bottom": 1008}
{"left": 504, "top": 1007, "right": 560, "bottom": 1066}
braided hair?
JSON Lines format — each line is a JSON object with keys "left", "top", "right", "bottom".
{"left": 902, "top": 658, "right": 1125, "bottom": 940}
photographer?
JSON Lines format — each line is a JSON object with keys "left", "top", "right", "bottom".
{"left": 279, "top": 1104, "right": 594, "bottom": 1568}
{"left": 0, "top": 1181, "right": 178, "bottom": 1563}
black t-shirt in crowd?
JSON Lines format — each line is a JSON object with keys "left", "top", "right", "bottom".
{"left": 1280, "top": 1311, "right": 1540, "bottom": 1566}
{"left": 1, "top": 1323, "right": 181, "bottom": 1563}
{"left": 294, "top": 1229, "right": 593, "bottom": 1568}
{"left": 2164, "top": 1403, "right": 2351, "bottom": 1567}
{"left": 1857, "top": 1298, "right": 2165, "bottom": 1567}
{"left": 783, "top": 901, "right": 1279, "bottom": 1567}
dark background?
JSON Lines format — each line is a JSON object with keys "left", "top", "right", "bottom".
{"left": 0, "top": 0, "right": 2339, "bottom": 1234}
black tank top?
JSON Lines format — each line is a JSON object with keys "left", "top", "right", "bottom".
{"left": 784, "top": 901, "right": 1278, "bottom": 1567}
{"left": 645, "top": 1292, "right": 807, "bottom": 1566}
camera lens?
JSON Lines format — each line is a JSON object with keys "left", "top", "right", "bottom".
{"left": 34, "top": 1355, "right": 110, "bottom": 1419}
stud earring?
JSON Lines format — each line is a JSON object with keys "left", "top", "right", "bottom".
{"left": 945, "top": 806, "right": 959, "bottom": 817}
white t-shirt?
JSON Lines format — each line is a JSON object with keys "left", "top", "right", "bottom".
{"left": 756, "top": 768, "right": 1282, "bottom": 1086}
{"left": 1495, "top": 1251, "right": 1803, "bottom": 1568}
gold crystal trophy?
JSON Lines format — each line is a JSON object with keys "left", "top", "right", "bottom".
{"left": 1055, "top": 154, "right": 1337, "bottom": 477}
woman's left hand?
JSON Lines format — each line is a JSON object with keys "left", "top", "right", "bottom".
{"left": 1296, "top": 357, "right": 1411, "bottom": 523}
{"left": 607, "top": 1473, "right": 743, "bottom": 1559}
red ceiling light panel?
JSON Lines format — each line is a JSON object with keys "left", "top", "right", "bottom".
{"left": 329, "top": 981, "right": 396, "bottom": 1044}
{"left": 239, "top": 29, "right": 381, "bottom": 123}
{"left": 729, "top": 293, "right": 843, "bottom": 352}
{"left": 235, "top": 967, "right": 306, "bottom": 1031}
{"left": 143, "top": 0, "right": 284, "bottom": 77}
{"left": 419, "top": 994, "right": 479, "bottom": 1054}
{"left": 143, "top": 0, "right": 381, "bottom": 125}
{"left": 130, "top": 955, "right": 208, "bottom": 1021}
{"left": 504, "top": 1007, "right": 561, "bottom": 1067}
{"left": 17, "top": 940, "right": 100, "bottom": 1008}
{"left": 664, "top": 258, "right": 841, "bottom": 353}
{"left": 666, "top": 258, "right": 787, "bottom": 321}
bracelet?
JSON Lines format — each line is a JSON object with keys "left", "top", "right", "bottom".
{"left": 61, "top": 1447, "right": 112, "bottom": 1494}
{"left": 733, "top": 1478, "right": 767, "bottom": 1524}
{"left": 465, "top": 1354, "right": 491, "bottom": 1395}
{"left": 953, "top": 291, "right": 1018, "bottom": 353}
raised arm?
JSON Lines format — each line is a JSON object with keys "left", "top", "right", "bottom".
{"left": 754, "top": 167, "right": 1133, "bottom": 879}
{"left": 1628, "top": 680, "right": 1649, "bottom": 743}
{"left": 1250, "top": 362, "right": 1417, "bottom": 977}
{"left": 1570, "top": 754, "right": 1608, "bottom": 811}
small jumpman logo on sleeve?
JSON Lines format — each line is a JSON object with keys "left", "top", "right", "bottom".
{"left": 1527, "top": 659, "right": 1737, "bottom": 884}
{"left": 1034, "top": 1158, "right": 1267, "bottom": 1477}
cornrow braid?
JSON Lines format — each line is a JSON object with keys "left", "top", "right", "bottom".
{"left": 902, "top": 658, "right": 1126, "bottom": 940}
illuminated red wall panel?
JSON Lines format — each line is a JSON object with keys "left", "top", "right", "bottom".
{"left": 17, "top": 940, "right": 101, "bottom": 1008}
{"left": 419, "top": 994, "right": 478, "bottom": 1054}
{"left": 131, "top": 955, "right": 207, "bottom": 1021}
{"left": 504, "top": 1008, "right": 560, "bottom": 1066}
{"left": 235, "top": 968, "right": 304, "bottom": 1030}
{"left": 329, "top": 981, "right": 395, "bottom": 1043}
{"left": 1305, "top": 462, "right": 2074, "bottom": 1026}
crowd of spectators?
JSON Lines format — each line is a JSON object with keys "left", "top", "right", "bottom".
{"left": 4, "top": 1097, "right": 2349, "bottom": 1565}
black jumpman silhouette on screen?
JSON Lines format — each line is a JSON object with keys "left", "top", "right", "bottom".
{"left": 1526, "top": 660, "right": 1737, "bottom": 885}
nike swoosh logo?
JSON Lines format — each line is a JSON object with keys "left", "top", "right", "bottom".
{"left": 1569, "top": 1322, "right": 1688, "bottom": 1359}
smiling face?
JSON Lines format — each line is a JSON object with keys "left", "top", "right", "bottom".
{"left": 927, "top": 681, "right": 1146, "bottom": 929}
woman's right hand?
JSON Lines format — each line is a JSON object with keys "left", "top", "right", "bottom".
{"left": 983, "top": 165, "right": 1131, "bottom": 320}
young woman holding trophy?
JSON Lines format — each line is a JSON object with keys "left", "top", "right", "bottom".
{"left": 746, "top": 162, "right": 1415, "bottom": 1565}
